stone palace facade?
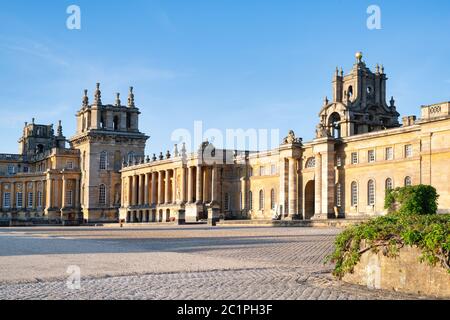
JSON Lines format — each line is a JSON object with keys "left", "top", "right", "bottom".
{"left": 1, "top": 53, "right": 449, "bottom": 225}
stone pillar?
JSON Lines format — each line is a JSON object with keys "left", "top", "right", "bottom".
{"left": 187, "top": 166, "right": 194, "bottom": 203}
{"left": 196, "top": 165, "right": 203, "bottom": 204}
{"left": 151, "top": 172, "right": 157, "bottom": 205}
{"left": 279, "top": 159, "right": 287, "bottom": 217}
{"left": 165, "top": 170, "right": 170, "bottom": 204}
{"left": 45, "top": 178, "right": 53, "bottom": 210}
{"left": 132, "top": 175, "right": 138, "bottom": 206}
{"left": 32, "top": 181, "right": 37, "bottom": 210}
{"left": 172, "top": 169, "right": 177, "bottom": 204}
{"left": 75, "top": 178, "right": 80, "bottom": 208}
{"left": 158, "top": 171, "right": 164, "bottom": 204}
{"left": 180, "top": 167, "right": 187, "bottom": 204}
{"left": 211, "top": 165, "right": 218, "bottom": 203}
{"left": 11, "top": 182, "right": 16, "bottom": 210}
{"left": 288, "top": 158, "right": 297, "bottom": 218}
{"left": 144, "top": 173, "right": 150, "bottom": 205}
{"left": 140, "top": 174, "right": 145, "bottom": 205}
{"left": 314, "top": 153, "right": 322, "bottom": 217}
{"left": 61, "top": 176, "right": 67, "bottom": 209}
{"left": 203, "top": 167, "right": 210, "bottom": 203}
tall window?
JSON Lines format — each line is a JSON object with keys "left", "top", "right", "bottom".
{"left": 224, "top": 193, "right": 230, "bottom": 211}
{"left": 16, "top": 192, "right": 23, "bottom": 208}
{"left": 248, "top": 191, "right": 253, "bottom": 210}
{"left": 259, "top": 190, "right": 264, "bottom": 210}
{"left": 28, "top": 192, "right": 33, "bottom": 208}
{"left": 336, "top": 156, "right": 342, "bottom": 167}
{"left": 7, "top": 165, "right": 15, "bottom": 175}
{"left": 368, "top": 180, "right": 375, "bottom": 206}
{"left": 385, "top": 147, "right": 394, "bottom": 160}
{"left": 368, "top": 150, "right": 375, "bottom": 163}
{"left": 66, "top": 190, "right": 73, "bottom": 207}
{"left": 351, "top": 152, "right": 358, "bottom": 164}
{"left": 99, "top": 184, "right": 106, "bottom": 205}
{"left": 99, "top": 151, "right": 108, "bottom": 170}
{"left": 3, "top": 192, "right": 11, "bottom": 208}
{"left": 351, "top": 182, "right": 358, "bottom": 207}
{"left": 336, "top": 183, "right": 342, "bottom": 207}
{"left": 259, "top": 166, "right": 265, "bottom": 176}
{"left": 385, "top": 178, "right": 393, "bottom": 191}
{"left": 270, "top": 189, "right": 276, "bottom": 210}
{"left": 404, "top": 176, "right": 412, "bottom": 187}
{"left": 66, "top": 161, "right": 74, "bottom": 170}
{"left": 405, "top": 145, "right": 413, "bottom": 158}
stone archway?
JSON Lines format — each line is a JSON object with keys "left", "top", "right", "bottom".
{"left": 304, "top": 180, "right": 315, "bottom": 220}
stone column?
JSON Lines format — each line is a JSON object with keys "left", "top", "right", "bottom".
{"left": 196, "top": 165, "right": 203, "bottom": 204}
{"left": 211, "top": 165, "right": 218, "bottom": 203}
{"left": 203, "top": 167, "right": 210, "bottom": 203}
{"left": 172, "top": 169, "right": 177, "bottom": 204}
{"left": 288, "top": 158, "right": 297, "bottom": 218}
{"left": 75, "top": 178, "right": 80, "bottom": 208}
{"left": 165, "top": 170, "right": 170, "bottom": 204}
{"left": 314, "top": 153, "right": 322, "bottom": 217}
{"left": 187, "top": 166, "right": 194, "bottom": 203}
{"left": 279, "top": 159, "right": 287, "bottom": 217}
{"left": 61, "top": 175, "right": 67, "bottom": 209}
{"left": 45, "top": 178, "right": 53, "bottom": 210}
{"left": 158, "top": 171, "right": 164, "bottom": 204}
{"left": 180, "top": 167, "right": 186, "bottom": 204}
{"left": 139, "top": 174, "right": 145, "bottom": 205}
{"left": 132, "top": 175, "right": 138, "bottom": 206}
{"left": 151, "top": 172, "right": 157, "bottom": 205}
{"left": 144, "top": 173, "right": 149, "bottom": 205}
{"left": 32, "top": 181, "right": 37, "bottom": 210}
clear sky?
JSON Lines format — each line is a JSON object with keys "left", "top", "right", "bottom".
{"left": 1, "top": 0, "right": 450, "bottom": 155}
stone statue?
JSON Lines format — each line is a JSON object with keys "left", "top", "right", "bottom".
{"left": 315, "top": 122, "right": 330, "bottom": 138}
{"left": 282, "top": 130, "right": 302, "bottom": 145}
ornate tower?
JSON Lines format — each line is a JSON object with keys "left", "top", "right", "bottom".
{"left": 317, "top": 52, "right": 400, "bottom": 138}
{"left": 69, "top": 84, "right": 149, "bottom": 222}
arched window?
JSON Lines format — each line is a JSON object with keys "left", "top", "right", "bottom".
{"left": 99, "top": 184, "right": 106, "bottom": 205}
{"left": 336, "top": 183, "right": 342, "bottom": 207}
{"left": 385, "top": 178, "right": 393, "bottom": 191}
{"left": 404, "top": 176, "right": 412, "bottom": 187}
{"left": 259, "top": 190, "right": 264, "bottom": 210}
{"left": 368, "top": 180, "right": 375, "bottom": 205}
{"left": 113, "top": 116, "right": 119, "bottom": 130}
{"left": 248, "top": 191, "right": 253, "bottom": 210}
{"left": 305, "top": 157, "right": 316, "bottom": 168}
{"left": 351, "top": 181, "right": 358, "bottom": 207}
{"left": 270, "top": 189, "right": 276, "bottom": 210}
{"left": 99, "top": 151, "right": 107, "bottom": 170}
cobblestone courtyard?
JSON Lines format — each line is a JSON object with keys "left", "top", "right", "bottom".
{"left": 0, "top": 225, "right": 423, "bottom": 300}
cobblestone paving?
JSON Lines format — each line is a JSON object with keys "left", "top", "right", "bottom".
{"left": 0, "top": 225, "right": 424, "bottom": 300}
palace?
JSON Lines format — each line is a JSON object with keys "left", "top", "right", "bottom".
{"left": 1, "top": 52, "right": 449, "bottom": 225}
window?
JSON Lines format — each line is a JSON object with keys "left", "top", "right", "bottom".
{"left": 404, "top": 176, "right": 412, "bottom": 187}
{"left": 405, "top": 145, "right": 413, "bottom": 158}
{"left": 259, "top": 166, "right": 265, "bottom": 176}
{"left": 99, "top": 184, "right": 106, "bottom": 205}
{"left": 336, "top": 156, "right": 342, "bottom": 167}
{"left": 16, "top": 192, "right": 23, "bottom": 208}
{"left": 248, "top": 191, "right": 253, "bottom": 210}
{"left": 66, "top": 190, "right": 73, "bottom": 207}
{"left": 351, "top": 152, "right": 358, "bottom": 164}
{"left": 127, "top": 152, "right": 135, "bottom": 164}
{"left": 385, "top": 147, "right": 394, "bottom": 160}
{"left": 368, "top": 150, "right": 375, "bottom": 163}
{"left": 336, "top": 183, "right": 342, "bottom": 207}
{"left": 37, "top": 191, "right": 42, "bottom": 208}
{"left": 27, "top": 192, "right": 33, "bottom": 208}
{"left": 385, "top": 178, "right": 393, "bottom": 191}
{"left": 351, "top": 182, "right": 358, "bottom": 207}
{"left": 305, "top": 157, "right": 315, "bottom": 168}
{"left": 66, "top": 161, "right": 74, "bottom": 170}
{"left": 368, "top": 180, "right": 375, "bottom": 206}
{"left": 3, "top": 192, "right": 11, "bottom": 208}
{"left": 224, "top": 193, "right": 230, "bottom": 211}
{"left": 259, "top": 190, "right": 264, "bottom": 210}
{"left": 99, "top": 151, "right": 107, "bottom": 170}
{"left": 271, "top": 165, "right": 277, "bottom": 175}
{"left": 248, "top": 168, "right": 253, "bottom": 177}
{"left": 23, "top": 167, "right": 29, "bottom": 173}
{"left": 7, "top": 165, "right": 15, "bottom": 175}
{"left": 270, "top": 189, "right": 276, "bottom": 210}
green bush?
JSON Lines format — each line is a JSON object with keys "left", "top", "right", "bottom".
{"left": 384, "top": 185, "right": 439, "bottom": 216}
{"left": 327, "top": 185, "right": 448, "bottom": 279}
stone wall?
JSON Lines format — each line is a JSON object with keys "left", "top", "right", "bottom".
{"left": 342, "top": 246, "right": 450, "bottom": 298}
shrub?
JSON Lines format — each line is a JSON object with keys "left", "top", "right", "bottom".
{"left": 384, "top": 185, "right": 439, "bottom": 216}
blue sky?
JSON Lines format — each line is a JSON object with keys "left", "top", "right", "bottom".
{"left": 1, "top": 0, "right": 450, "bottom": 154}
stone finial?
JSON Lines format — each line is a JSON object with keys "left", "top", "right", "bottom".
{"left": 355, "top": 51, "right": 363, "bottom": 63}
{"left": 57, "top": 120, "right": 63, "bottom": 137}
{"left": 324, "top": 96, "right": 329, "bottom": 106}
{"left": 146, "top": 155, "right": 150, "bottom": 163}
{"left": 390, "top": 96, "right": 395, "bottom": 107}
{"left": 335, "top": 67, "right": 339, "bottom": 77}
{"left": 115, "top": 93, "right": 121, "bottom": 106}
{"left": 166, "top": 150, "right": 171, "bottom": 159}
{"left": 82, "top": 89, "right": 89, "bottom": 107}
{"left": 128, "top": 86, "right": 135, "bottom": 108}
{"left": 340, "top": 67, "right": 343, "bottom": 77}
{"left": 159, "top": 152, "right": 164, "bottom": 160}
{"left": 152, "top": 153, "right": 157, "bottom": 161}
{"left": 174, "top": 144, "right": 179, "bottom": 157}
{"left": 94, "top": 83, "right": 102, "bottom": 105}
{"left": 381, "top": 65, "right": 385, "bottom": 74}
{"left": 32, "top": 118, "right": 35, "bottom": 124}
{"left": 181, "top": 142, "right": 187, "bottom": 156}
{"left": 376, "top": 63, "right": 380, "bottom": 74}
